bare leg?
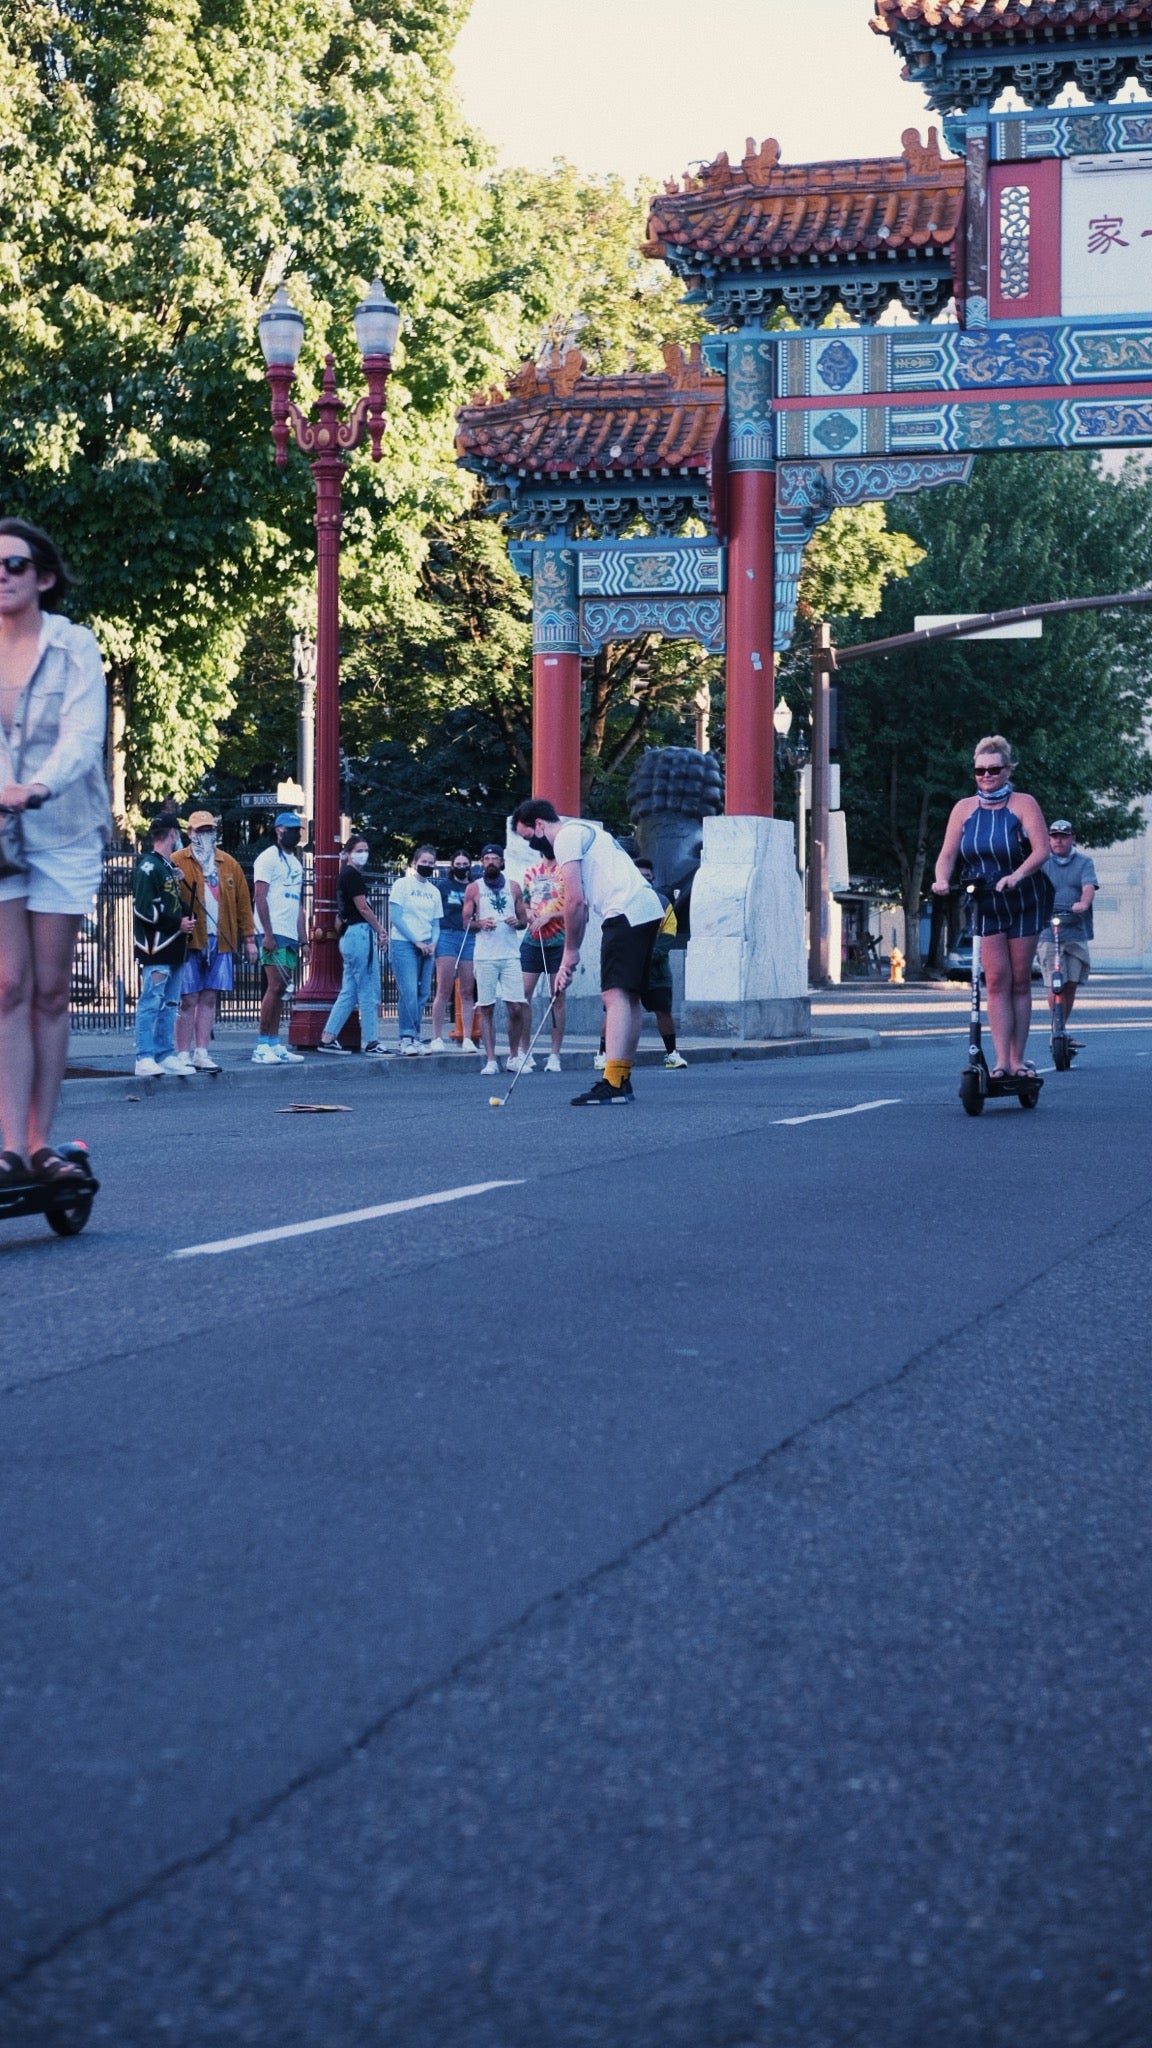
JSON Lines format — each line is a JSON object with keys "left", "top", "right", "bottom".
{"left": 549, "top": 987, "right": 566, "bottom": 1053}
{"left": 980, "top": 934, "right": 1014, "bottom": 1074}
{"left": 458, "top": 961, "right": 476, "bottom": 1039}
{"left": 0, "top": 899, "right": 34, "bottom": 1160}
{"left": 176, "top": 988, "right": 196, "bottom": 1054}
{"left": 477, "top": 1003, "right": 496, "bottom": 1060}
{"left": 507, "top": 1001, "right": 531, "bottom": 1057}
{"left": 1063, "top": 979, "right": 1079, "bottom": 1020}
{"left": 259, "top": 959, "right": 287, "bottom": 1037}
{"left": 602, "top": 985, "right": 643, "bottom": 1063}
{"left": 1008, "top": 934, "right": 1038, "bottom": 1069}
{"left": 431, "top": 956, "right": 456, "bottom": 1039}
{"left": 193, "top": 990, "right": 218, "bottom": 1049}
{"left": 27, "top": 912, "right": 82, "bottom": 1155}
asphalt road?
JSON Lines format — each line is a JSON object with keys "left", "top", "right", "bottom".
{"left": 2, "top": 988, "right": 1151, "bottom": 2046}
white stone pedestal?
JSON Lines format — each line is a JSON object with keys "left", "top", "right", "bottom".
{"left": 683, "top": 816, "right": 810, "bottom": 1039}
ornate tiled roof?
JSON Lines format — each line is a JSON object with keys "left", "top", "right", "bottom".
{"left": 872, "top": 0, "right": 1152, "bottom": 108}
{"left": 873, "top": 0, "right": 1152, "bottom": 32}
{"left": 456, "top": 344, "right": 724, "bottom": 482}
{"left": 645, "top": 130, "right": 962, "bottom": 326}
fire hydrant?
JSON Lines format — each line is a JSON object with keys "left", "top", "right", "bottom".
{"left": 889, "top": 945, "right": 905, "bottom": 984}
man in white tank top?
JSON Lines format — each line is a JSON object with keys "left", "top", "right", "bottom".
{"left": 463, "top": 844, "right": 529, "bottom": 1076}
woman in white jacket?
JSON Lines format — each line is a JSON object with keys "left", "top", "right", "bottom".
{"left": 0, "top": 519, "right": 111, "bottom": 1186}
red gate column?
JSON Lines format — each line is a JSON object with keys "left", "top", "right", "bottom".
{"left": 531, "top": 543, "right": 582, "bottom": 814}
{"left": 724, "top": 331, "right": 777, "bottom": 817}
{"left": 726, "top": 466, "right": 776, "bottom": 816}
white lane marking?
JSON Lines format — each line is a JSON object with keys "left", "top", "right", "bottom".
{"left": 171, "top": 1180, "right": 525, "bottom": 1260}
{"left": 773, "top": 1098, "right": 902, "bottom": 1128}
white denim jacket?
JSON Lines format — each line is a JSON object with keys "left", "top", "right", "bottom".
{"left": 0, "top": 613, "right": 113, "bottom": 849}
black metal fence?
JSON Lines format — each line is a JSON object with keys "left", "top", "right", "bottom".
{"left": 70, "top": 853, "right": 405, "bottom": 1030}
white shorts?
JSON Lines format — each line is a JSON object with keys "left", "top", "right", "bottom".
{"left": 475, "top": 955, "right": 526, "bottom": 1006}
{"left": 0, "top": 834, "right": 104, "bottom": 917}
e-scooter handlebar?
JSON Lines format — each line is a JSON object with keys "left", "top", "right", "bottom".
{"left": 0, "top": 789, "right": 46, "bottom": 814}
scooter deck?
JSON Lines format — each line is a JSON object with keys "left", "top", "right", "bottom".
{"left": 0, "top": 1170, "right": 100, "bottom": 1222}
{"left": 983, "top": 1072, "right": 1044, "bottom": 1100}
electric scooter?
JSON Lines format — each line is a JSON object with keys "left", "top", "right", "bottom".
{"left": 1048, "top": 913, "right": 1076, "bottom": 1072}
{"left": 0, "top": 791, "right": 101, "bottom": 1233}
{"left": 958, "top": 885, "right": 1043, "bottom": 1116}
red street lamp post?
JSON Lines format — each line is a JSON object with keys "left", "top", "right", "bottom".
{"left": 258, "top": 279, "right": 400, "bottom": 1046}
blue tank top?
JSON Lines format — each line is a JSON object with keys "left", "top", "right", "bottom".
{"left": 959, "top": 800, "right": 1029, "bottom": 886}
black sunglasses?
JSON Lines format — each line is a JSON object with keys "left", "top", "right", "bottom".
{"left": 0, "top": 555, "right": 35, "bottom": 576}
{"left": 975, "top": 766, "right": 1007, "bottom": 777}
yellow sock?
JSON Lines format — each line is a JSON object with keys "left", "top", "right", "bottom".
{"left": 605, "top": 1059, "right": 631, "bottom": 1089}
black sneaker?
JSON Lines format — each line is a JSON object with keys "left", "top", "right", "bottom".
{"left": 570, "top": 1077, "right": 634, "bottom": 1107}
{"left": 317, "top": 1036, "right": 352, "bottom": 1055}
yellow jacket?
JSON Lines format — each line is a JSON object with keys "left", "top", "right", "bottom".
{"left": 172, "top": 848, "right": 256, "bottom": 955}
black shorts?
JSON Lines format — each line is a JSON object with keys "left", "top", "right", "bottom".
{"left": 600, "top": 915, "right": 660, "bottom": 995}
{"left": 521, "top": 935, "right": 564, "bottom": 978}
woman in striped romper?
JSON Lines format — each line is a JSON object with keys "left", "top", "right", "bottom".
{"left": 933, "top": 736, "right": 1053, "bottom": 1080}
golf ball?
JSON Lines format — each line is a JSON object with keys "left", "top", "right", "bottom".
{"left": 489, "top": 1096, "right": 502, "bottom": 1107}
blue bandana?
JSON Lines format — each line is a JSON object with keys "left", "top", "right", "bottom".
{"left": 976, "top": 779, "right": 1014, "bottom": 805}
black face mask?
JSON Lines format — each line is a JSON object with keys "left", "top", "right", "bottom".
{"left": 452, "top": 866, "right": 469, "bottom": 879}
{"left": 280, "top": 830, "right": 301, "bottom": 850}
{"left": 528, "top": 833, "right": 552, "bottom": 857}
{"left": 416, "top": 864, "right": 434, "bottom": 878}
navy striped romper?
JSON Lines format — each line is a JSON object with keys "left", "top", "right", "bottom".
{"left": 960, "top": 799, "right": 1054, "bottom": 938}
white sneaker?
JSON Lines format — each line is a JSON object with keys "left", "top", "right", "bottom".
{"left": 273, "top": 1043, "right": 305, "bottom": 1064}
{"left": 161, "top": 1053, "right": 196, "bottom": 1076}
{"left": 594, "top": 1052, "right": 607, "bottom": 1071}
{"left": 134, "top": 1056, "right": 164, "bottom": 1078}
{"left": 427, "top": 1037, "right": 448, "bottom": 1053}
{"left": 481, "top": 1059, "right": 501, "bottom": 1077}
{"left": 663, "top": 1050, "right": 688, "bottom": 1069}
{"left": 521, "top": 1054, "right": 537, "bottom": 1073}
{"left": 506, "top": 1053, "right": 524, "bottom": 1073}
{"left": 190, "top": 1048, "right": 220, "bottom": 1072}
{"left": 251, "top": 1043, "right": 281, "bottom": 1064}
{"left": 545, "top": 1053, "right": 562, "bottom": 1073}
{"left": 398, "top": 1039, "right": 421, "bottom": 1057}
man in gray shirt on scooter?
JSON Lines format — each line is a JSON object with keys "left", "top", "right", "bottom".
{"left": 1038, "top": 820, "right": 1097, "bottom": 1040}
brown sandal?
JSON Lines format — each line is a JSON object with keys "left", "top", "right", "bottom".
{"left": 29, "top": 1147, "right": 87, "bottom": 1185}
{"left": 0, "top": 1149, "right": 30, "bottom": 1183}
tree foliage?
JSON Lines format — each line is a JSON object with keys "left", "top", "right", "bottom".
{"left": 0, "top": 0, "right": 506, "bottom": 810}
{"left": 817, "top": 452, "right": 1152, "bottom": 971}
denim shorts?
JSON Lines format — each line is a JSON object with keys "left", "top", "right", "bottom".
{"left": 181, "top": 944, "right": 234, "bottom": 994}
{"left": 436, "top": 928, "right": 475, "bottom": 963}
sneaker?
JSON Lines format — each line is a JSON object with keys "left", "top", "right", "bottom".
{"left": 398, "top": 1039, "right": 421, "bottom": 1057}
{"left": 663, "top": 1050, "right": 688, "bottom": 1069}
{"left": 161, "top": 1053, "right": 196, "bottom": 1077}
{"left": 481, "top": 1058, "right": 501, "bottom": 1077}
{"left": 190, "top": 1048, "right": 220, "bottom": 1073}
{"left": 545, "top": 1053, "right": 562, "bottom": 1073}
{"left": 363, "top": 1041, "right": 391, "bottom": 1058}
{"left": 506, "top": 1053, "right": 524, "bottom": 1074}
{"left": 134, "top": 1056, "right": 164, "bottom": 1078}
{"left": 571, "top": 1077, "right": 634, "bottom": 1107}
{"left": 427, "top": 1037, "right": 448, "bottom": 1053}
{"left": 521, "top": 1054, "right": 537, "bottom": 1073}
{"left": 273, "top": 1043, "right": 305, "bottom": 1064}
{"left": 251, "top": 1043, "right": 281, "bottom": 1065}
{"left": 317, "top": 1036, "right": 352, "bottom": 1056}
{"left": 593, "top": 1051, "right": 607, "bottom": 1071}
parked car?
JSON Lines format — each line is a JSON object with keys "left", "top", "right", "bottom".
{"left": 944, "top": 933, "right": 1041, "bottom": 981}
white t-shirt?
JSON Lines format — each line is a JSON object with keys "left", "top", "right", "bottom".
{"left": 253, "top": 844, "right": 304, "bottom": 941}
{"left": 552, "top": 822, "right": 663, "bottom": 927}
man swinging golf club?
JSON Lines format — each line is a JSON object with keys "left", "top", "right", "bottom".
{"left": 511, "top": 799, "right": 664, "bottom": 1106}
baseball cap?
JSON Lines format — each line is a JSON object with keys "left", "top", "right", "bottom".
{"left": 275, "top": 810, "right": 302, "bottom": 828}
{"left": 186, "top": 809, "right": 216, "bottom": 831}
{"left": 480, "top": 842, "right": 504, "bottom": 858}
{"left": 1050, "top": 819, "right": 1074, "bottom": 833}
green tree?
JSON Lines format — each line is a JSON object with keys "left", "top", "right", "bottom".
{"left": 0, "top": 0, "right": 509, "bottom": 814}
{"left": 823, "top": 452, "right": 1152, "bottom": 974}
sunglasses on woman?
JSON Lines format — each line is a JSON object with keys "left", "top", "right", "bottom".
{"left": 975, "top": 766, "right": 1007, "bottom": 778}
{"left": 0, "top": 555, "right": 35, "bottom": 576}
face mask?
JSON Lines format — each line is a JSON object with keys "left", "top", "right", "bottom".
{"left": 452, "top": 865, "right": 469, "bottom": 879}
{"left": 280, "top": 830, "right": 301, "bottom": 850}
{"left": 349, "top": 850, "right": 369, "bottom": 869}
{"left": 416, "top": 863, "right": 434, "bottom": 878}
{"left": 528, "top": 833, "right": 552, "bottom": 857}
{"left": 190, "top": 831, "right": 215, "bottom": 863}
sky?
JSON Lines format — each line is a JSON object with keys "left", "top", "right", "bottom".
{"left": 452, "top": 0, "right": 937, "bottom": 185}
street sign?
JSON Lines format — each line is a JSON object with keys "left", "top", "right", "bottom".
{"left": 914, "top": 614, "right": 1042, "bottom": 641}
{"left": 240, "top": 792, "right": 280, "bottom": 808}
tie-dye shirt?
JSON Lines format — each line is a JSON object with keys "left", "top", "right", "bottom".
{"left": 522, "top": 860, "right": 565, "bottom": 941}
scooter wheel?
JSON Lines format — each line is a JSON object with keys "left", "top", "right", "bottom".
{"left": 1052, "top": 1038, "right": 1072, "bottom": 1072}
{"left": 1018, "top": 1085, "right": 1040, "bottom": 1110}
{"left": 46, "top": 1195, "right": 93, "bottom": 1237}
{"left": 959, "top": 1071, "right": 984, "bottom": 1117}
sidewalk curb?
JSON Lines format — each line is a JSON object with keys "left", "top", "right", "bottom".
{"left": 59, "top": 1032, "right": 882, "bottom": 1105}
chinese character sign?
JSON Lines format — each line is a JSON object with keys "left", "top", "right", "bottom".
{"left": 1062, "top": 155, "right": 1152, "bottom": 317}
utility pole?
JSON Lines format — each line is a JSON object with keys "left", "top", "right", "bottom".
{"left": 809, "top": 622, "right": 832, "bottom": 986}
